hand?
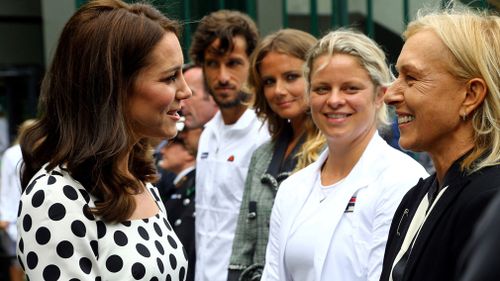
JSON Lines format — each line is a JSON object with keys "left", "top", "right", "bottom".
{"left": 0, "top": 220, "right": 9, "bottom": 230}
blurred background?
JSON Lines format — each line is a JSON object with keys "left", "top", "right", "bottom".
{"left": 0, "top": 0, "right": 498, "bottom": 279}
{"left": 0, "top": 0, "right": 497, "bottom": 147}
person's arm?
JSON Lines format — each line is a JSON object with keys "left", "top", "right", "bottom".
{"left": 260, "top": 188, "right": 283, "bottom": 281}
{"left": 18, "top": 174, "right": 100, "bottom": 279}
{"left": 0, "top": 149, "right": 21, "bottom": 234}
{"left": 367, "top": 184, "right": 407, "bottom": 281}
{"left": 368, "top": 167, "right": 426, "bottom": 281}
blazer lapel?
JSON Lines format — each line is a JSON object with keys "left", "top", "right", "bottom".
{"left": 314, "top": 178, "right": 367, "bottom": 279}
{"left": 278, "top": 150, "right": 326, "bottom": 278}
{"left": 313, "top": 133, "right": 386, "bottom": 279}
{"left": 403, "top": 167, "right": 470, "bottom": 279}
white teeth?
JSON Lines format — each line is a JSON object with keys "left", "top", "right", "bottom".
{"left": 398, "top": 115, "right": 415, "bottom": 124}
{"left": 327, "top": 114, "right": 348, "bottom": 119}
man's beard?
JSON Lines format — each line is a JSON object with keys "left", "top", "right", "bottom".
{"left": 210, "top": 90, "right": 250, "bottom": 109}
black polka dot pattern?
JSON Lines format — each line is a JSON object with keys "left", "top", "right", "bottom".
{"left": 167, "top": 235, "right": 178, "bottom": 249}
{"left": 106, "top": 255, "right": 123, "bottom": 273}
{"left": 23, "top": 214, "right": 32, "bottom": 232}
{"left": 56, "top": 241, "right": 74, "bottom": 258}
{"left": 48, "top": 203, "right": 66, "bottom": 221}
{"left": 71, "top": 220, "right": 86, "bottom": 237}
{"left": 79, "top": 257, "right": 92, "bottom": 274}
{"left": 43, "top": 264, "right": 60, "bottom": 281}
{"left": 131, "top": 262, "right": 146, "bottom": 279}
{"left": 35, "top": 227, "right": 51, "bottom": 245}
{"left": 32, "top": 190, "right": 45, "bottom": 208}
{"left": 113, "top": 230, "right": 128, "bottom": 246}
{"left": 17, "top": 166, "right": 187, "bottom": 280}
{"left": 63, "top": 185, "right": 79, "bottom": 200}
{"left": 26, "top": 252, "right": 38, "bottom": 269}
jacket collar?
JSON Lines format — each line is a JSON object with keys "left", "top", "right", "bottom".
{"left": 205, "top": 108, "right": 260, "bottom": 132}
{"left": 277, "top": 132, "right": 389, "bottom": 279}
{"left": 260, "top": 131, "right": 306, "bottom": 191}
{"left": 313, "top": 132, "right": 388, "bottom": 278}
{"left": 402, "top": 152, "right": 472, "bottom": 279}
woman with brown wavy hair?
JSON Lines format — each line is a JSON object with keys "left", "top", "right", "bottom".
{"left": 227, "top": 29, "right": 325, "bottom": 281}
{"left": 17, "top": 0, "right": 191, "bottom": 280}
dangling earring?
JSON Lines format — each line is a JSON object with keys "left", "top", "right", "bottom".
{"left": 461, "top": 112, "right": 467, "bottom": 121}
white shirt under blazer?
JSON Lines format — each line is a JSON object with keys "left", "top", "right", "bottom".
{"left": 261, "top": 132, "right": 429, "bottom": 281}
{"left": 195, "top": 109, "right": 269, "bottom": 281}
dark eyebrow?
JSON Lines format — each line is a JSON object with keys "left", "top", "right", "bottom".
{"left": 160, "top": 65, "right": 182, "bottom": 76}
{"left": 283, "top": 70, "right": 301, "bottom": 75}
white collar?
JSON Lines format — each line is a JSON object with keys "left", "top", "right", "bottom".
{"left": 173, "top": 166, "right": 195, "bottom": 185}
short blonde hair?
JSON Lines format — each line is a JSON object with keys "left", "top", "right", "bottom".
{"left": 405, "top": 8, "right": 500, "bottom": 172}
{"left": 304, "top": 29, "right": 391, "bottom": 127}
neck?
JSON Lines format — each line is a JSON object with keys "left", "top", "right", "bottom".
{"left": 321, "top": 127, "right": 376, "bottom": 185}
{"left": 427, "top": 125, "right": 475, "bottom": 185}
{"left": 429, "top": 143, "right": 474, "bottom": 186}
{"left": 289, "top": 115, "right": 306, "bottom": 140}
{"left": 284, "top": 115, "right": 307, "bottom": 159}
{"left": 220, "top": 104, "right": 247, "bottom": 125}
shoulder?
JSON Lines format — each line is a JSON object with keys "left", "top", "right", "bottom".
{"left": 276, "top": 152, "right": 323, "bottom": 198}
{"left": 2, "top": 144, "right": 22, "bottom": 163}
{"left": 374, "top": 141, "right": 429, "bottom": 186}
{"left": 457, "top": 165, "right": 500, "bottom": 206}
{"left": 21, "top": 165, "right": 92, "bottom": 216}
{"left": 199, "top": 112, "right": 222, "bottom": 136}
{"left": 253, "top": 141, "right": 274, "bottom": 157}
{"left": 467, "top": 165, "right": 500, "bottom": 187}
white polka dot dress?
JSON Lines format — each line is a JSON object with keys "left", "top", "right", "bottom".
{"left": 17, "top": 165, "right": 188, "bottom": 281}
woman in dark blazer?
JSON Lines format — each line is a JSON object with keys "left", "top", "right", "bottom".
{"left": 380, "top": 7, "right": 500, "bottom": 281}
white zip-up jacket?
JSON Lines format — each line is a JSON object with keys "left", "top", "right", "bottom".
{"left": 261, "top": 132, "right": 429, "bottom": 281}
{"left": 195, "top": 109, "right": 269, "bottom": 281}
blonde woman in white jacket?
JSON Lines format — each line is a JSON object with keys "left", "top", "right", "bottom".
{"left": 261, "top": 29, "right": 428, "bottom": 281}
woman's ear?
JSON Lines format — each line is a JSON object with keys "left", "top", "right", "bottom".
{"left": 375, "top": 86, "right": 387, "bottom": 108}
{"left": 462, "top": 78, "right": 487, "bottom": 116}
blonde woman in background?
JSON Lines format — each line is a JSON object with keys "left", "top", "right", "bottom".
{"left": 228, "top": 29, "right": 324, "bottom": 281}
{"left": 261, "top": 29, "right": 428, "bottom": 281}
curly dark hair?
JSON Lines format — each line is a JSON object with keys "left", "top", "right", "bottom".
{"left": 189, "top": 10, "right": 259, "bottom": 66}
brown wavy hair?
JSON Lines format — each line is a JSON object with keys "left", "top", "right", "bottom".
{"left": 20, "top": 0, "right": 180, "bottom": 222}
{"left": 189, "top": 10, "right": 259, "bottom": 66}
{"left": 249, "top": 29, "right": 325, "bottom": 169}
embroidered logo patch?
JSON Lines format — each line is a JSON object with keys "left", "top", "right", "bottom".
{"left": 345, "top": 196, "right": 356, "bottom": 213}
{"left": 201, "top": 152, "right": 209, "bottom": 159}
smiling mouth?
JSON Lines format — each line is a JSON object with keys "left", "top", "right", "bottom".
{"left": 398, "top": 115, "right": 415, "bottom": 124}
{"left": 326, "top": 113, "right": 350, "bottom": 119}
{"left": 278, "top": 101, "right": 293, "bottom": 106}
{"left": 166, "top": 109, "right": 179, "bottom": 117}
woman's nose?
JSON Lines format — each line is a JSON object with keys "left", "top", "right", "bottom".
{"left": 384, "top": 80, "right": 404, "bottom": 106}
